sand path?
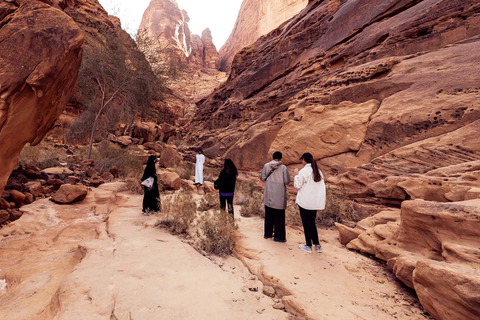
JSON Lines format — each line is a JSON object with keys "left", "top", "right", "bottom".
{"left": 234, "top": 210, "right": 431, "bottom": 319}
{"left": 0, "top": 183, "right": 430, "bottom": 319}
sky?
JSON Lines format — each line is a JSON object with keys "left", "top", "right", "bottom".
{"left": 98, "top": 0, "right": 244, "bottom": 50}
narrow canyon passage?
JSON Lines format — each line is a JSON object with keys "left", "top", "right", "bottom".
{"left": 0, "top": 184, "right": 430, "bottom": 319}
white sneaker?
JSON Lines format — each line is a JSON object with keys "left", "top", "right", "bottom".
{"left": 315, "top": 245, "right": 322, "bottom": 253}
{"left": 299, "top": 244, "right": 312, "bottom": 253}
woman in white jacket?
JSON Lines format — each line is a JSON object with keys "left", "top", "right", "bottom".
{"left": 294, "top": 153, "right": 326, "bottom": 254}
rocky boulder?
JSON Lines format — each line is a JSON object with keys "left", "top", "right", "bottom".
{"left": 0, "top": 0, "right": 83, "bottom": 194}
{"left": 159, "top": 145, "right": 183, "bottom": 168}
{"left": 337, "top": 199, "right": 480, "bottom": 320}
{"left": 51, "top": 184, "right": 88, "bottom": 204}
{"left": 158, "top": 170, "right": 182, "bottom": 190}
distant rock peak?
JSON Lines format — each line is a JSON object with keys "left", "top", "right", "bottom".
{"left": 139, "top": 0, "right": 220, "bottom": 70}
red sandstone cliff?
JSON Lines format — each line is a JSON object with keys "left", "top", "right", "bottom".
{"left": 186, "top": 1, "right": 480, "bottom": 318}
{"left": 219, "top": 0, "right": 308, "bottom": 72}
{"left": 0, "top": 0, "right": 84, "bottom": 194}
{"left": 139, "top": 0, "right": 221, "bottom": 70}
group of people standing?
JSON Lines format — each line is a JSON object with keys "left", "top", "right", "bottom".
{"left": 261, "top": 151, "right": 325, "bottom": 254}
{"left": 141, "top": 149, "right": 326, "bottom": 254}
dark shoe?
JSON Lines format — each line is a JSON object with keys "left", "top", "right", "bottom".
{"left": 273, "top": 238, "right": 286, "bottom": 243}
{"left": 264, "top": 236, "right": 272, "bottom": 239}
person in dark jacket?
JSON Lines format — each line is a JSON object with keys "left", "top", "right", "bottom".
{"left": 141, "top": 155, "right": 160, "bottom": 215}
{"left": 214, "top": 159, "right": 238, "bottom": 217}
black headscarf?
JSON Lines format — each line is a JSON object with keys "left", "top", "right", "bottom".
{"left": 142, "top": 155, "right": 157, "bottom": 181}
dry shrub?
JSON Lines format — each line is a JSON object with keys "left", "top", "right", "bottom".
{"left": 239, "top": 191, "right": 264, "bottom": 217}
{"left": 19, "top": 143, "right": 67, "bottom": 169}
{"left": 196, "top": 210, "right": 236, "bottom": 256}
{"left": 176, "top": 162, "right": 195, "bottom": 180}
{"left": 91, "top": 141, "right": 142, "bottom": 178}
{"left": 203, "top": 166, "right": 218, "bottom": 182}
{"left": 156, "top": 190, "right": 196, "bottom": 235}
{"left": 317, "top": 186, "right": 356, "bottom": 226}
{"left": 119, "top": 177, "right": 143, "bottom": 194}
{"left": 286, "top": 200, "right": 302, "bottom": 226}
{"left": 197, "top": 192, "right": 218, "bottom": 212}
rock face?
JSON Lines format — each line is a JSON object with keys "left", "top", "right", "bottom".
{"left": 337, "top": 199, "right": 480, "bottom": 320}
{"left": 139, "top": 0, "right": 221, "bottom": 70}
{"left": 138, "top": 0, "right": 227, "bottom": 112}
{"left": 189, "top": 0, "right": 480, "bottom": 173}
{"left": 0, "top": 0, "right": 84, "bottom": 194}
{"left": 219, "top": 0, "right": 308, "bottom": 71}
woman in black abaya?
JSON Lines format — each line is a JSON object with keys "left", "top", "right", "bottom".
{"left": 141, "top": 155, "right": 160, "bottom": 214}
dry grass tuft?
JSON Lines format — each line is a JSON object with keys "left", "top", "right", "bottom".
{"left": 197, "top": 192, "right": 218, "bottom": 212}
{"left": 91, "top": 141, "right": 142, "bottom": 178}
{"left": 19, "top": 143, "right": 68, "bottom": 169}
{"left": 156, "top": 190, "right": 196, "bottom": 235}
{"left": 176, "top": 162, "right": 195, "bottom": 180}
{"left": 317, "top": 186, "right": 356, "bottom": 226}
{"left": 119, "top": 178, "right": 144, "bottom": 194}
{"left": 196, "top": 210, "right": 236, "bottom": 256}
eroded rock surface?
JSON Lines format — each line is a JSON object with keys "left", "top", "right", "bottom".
{"left": 219, "top": 0, "right": 308, "bottom": 71}
{"left": 188, "top": 0, "right": 480, "bottom": 174}
{"left": 337, "top": 199, "right": 480, "bottom": 320}
{"left": 0, "top": 0, "right": 84, "bottom": 194}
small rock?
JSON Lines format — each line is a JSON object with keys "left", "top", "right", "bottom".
{"left": 51, "top": 184, "right": 88, "bottom": 204}
{"left": 0, "top": 210, "right": 9, "bottom": 223}
{"left": 89, "top": 176, "right": 104, "bottom": 187}
{"left": 0, "top": 198, "right": 10, "bottom": 210}
{"left": 101, "top": 172, "right": 114, "bottom": 181}
{"left": 273, "top": 303, "right": 285, "bottom": 310}
{"left": 42, "top": 167, "right": 74, "bottom": 175}
{"left": 9, "top": 190, "right": 26, "bottom": 206}
{"left": 256, "top": 309, "right": 265, "bottom": 314}
{"left": 86, "top": 168, "right": 98, "bottom": 177}
{"left": 262, "top": 286, "right": 275, "bottom": 298}
{"left": 24, "top": 193, "right": 34, "bottom": 204}
{"left": 65, "top": 176, "right": 81, "bottom": 184}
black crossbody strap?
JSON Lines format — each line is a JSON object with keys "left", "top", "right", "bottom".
{"left": 265, "top": 168, "right": 276, "bottom": 180}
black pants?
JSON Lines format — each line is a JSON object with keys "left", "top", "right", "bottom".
{"left": 220, "top": 195, "right": 234, "bottom": 216}
{"left": 264, "top": 206, "right": 286, "bottom": 241}
{"left": 299, "top": 206, "right": 319, "bottom": 246}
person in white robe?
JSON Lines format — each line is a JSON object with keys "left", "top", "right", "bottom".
{"left": 195, "top": 149, "right": 205, "bottom": 185}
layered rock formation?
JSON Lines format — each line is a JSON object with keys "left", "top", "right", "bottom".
{"left": 336, "top": 199, "right": 480, "bottom": 320}
{"left": 0, "top": 0, "right": 84, "bottom": 194}
{"left": 219, "top": 0, "right": 308, "bottom": 71}
{"left": 139, "top": 0, "right": 221, "bottom": 70}
{"left": 185, "top": 0, "right": 480, "bottom": 318}
{"left": 138, "top": 0, "right": 227, "bottom": 112}
{"left": 190, "top": 0, "right": 480, "bottom": 173}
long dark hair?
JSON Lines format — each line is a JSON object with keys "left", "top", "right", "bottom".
{"left": 142, "top": 155, "right": 157, "bottom": 180}
{"left": 301, "top": 153, "right": 322, "bottom": 182}
{"left": 224, "top": 159, "right": 238, "bottom": 177}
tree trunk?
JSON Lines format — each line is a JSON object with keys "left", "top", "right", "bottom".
{"left": 87, "top": 113, "right": 100, "bottom": 159}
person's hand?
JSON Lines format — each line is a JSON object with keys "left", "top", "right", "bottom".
{"left": 294, "top": 168, "right": 299, "bottom": 174}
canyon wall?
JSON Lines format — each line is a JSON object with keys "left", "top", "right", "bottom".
{"left": 187, "top": 0, "right": 480, "bottom": 318}
{"left": 219, "top": 0, "right": 308, "bottom": 72}
{"left": 138, "top": 0, "right": 226, "bottom": 115}
{"left": 0, "top": 0, "right": 84, "bottom": 194}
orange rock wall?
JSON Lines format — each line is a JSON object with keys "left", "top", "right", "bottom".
{"left": 0, "top": 0, "right": 84, "bottom": 194}
{"left": 219, "top": 0, "right": 308, "bottom": 71}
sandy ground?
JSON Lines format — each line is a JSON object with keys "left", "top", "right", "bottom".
{"left": 0, "top": 183, "right": 430, "bottom": 319}
{"left": 233, "top": 210, "right": 431, "bottom": 319}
